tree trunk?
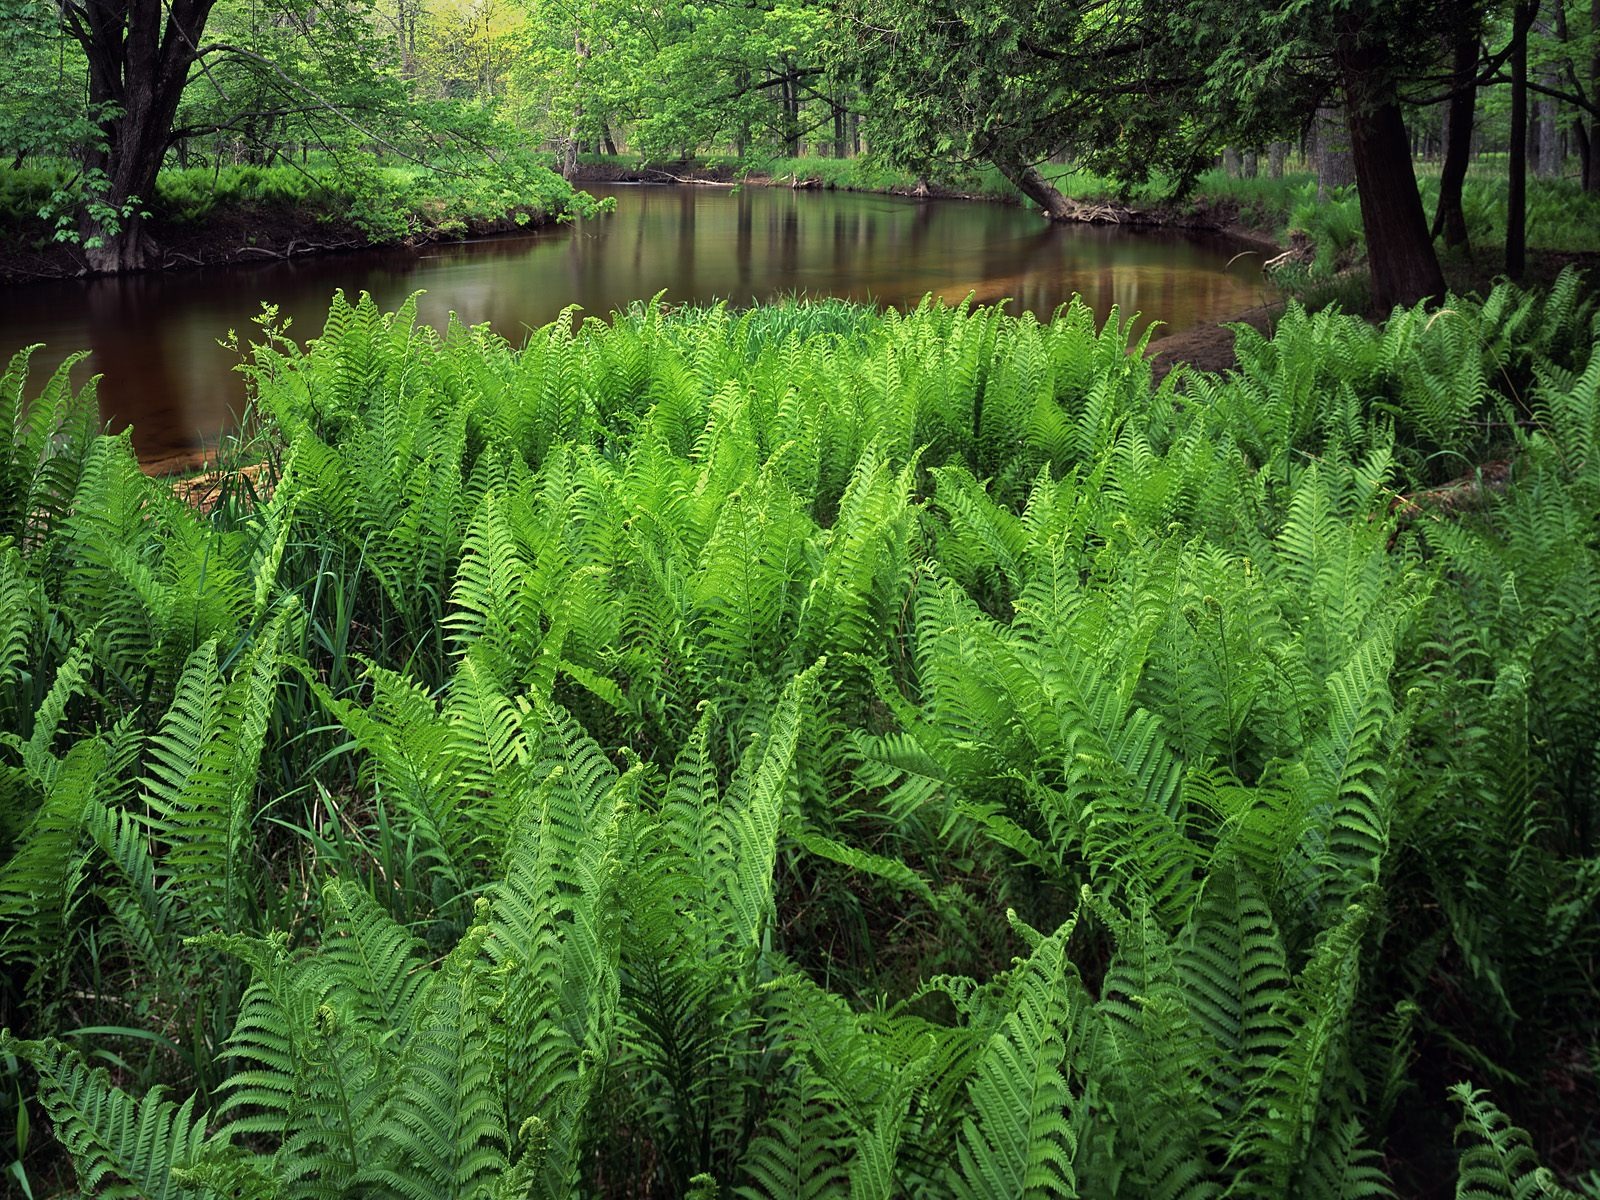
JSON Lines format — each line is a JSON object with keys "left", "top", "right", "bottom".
{"left": 1222, "top": 147, "right": 1241, "bottom": 177}
{"left": 1591, "top": 0, "right": 1600, "bottom": 190}
{"left": 993, "top": 157, "right": 1076, "bottom": 220}
{"left": 565, "top": 30, "right": 588, "bottom": 180}
{"left": 1534, "top": 0, "right": 1561, "bottom": 180}
{"left": 833, "top": 98, "right": 846, "bottom": 159}
{"left": 1508, "top": 0, "right": 1537, "bottom": 279}
{"left": 733, "top": 69, "right": 750, "bottom": 157}
{"left": 1314, "top": 105, "right": 1355, "bottom": 200}
{"left": 75, "top": 0, "right": 217, "bottom": 273}
{"left": 1535, "top": 99, "right": 1560, "bottom": 178}
{"left": 1432, "top": 19, "right": 1477, "bottom": 248}
{"left": 1339, "top": 40, "right": 1446, "bottom": 309}
{"left": 781, "top": 65, "right": 800, "bottom": 157}
{"left": 1268, "top": 141, "right": 1288, "bottom": 178}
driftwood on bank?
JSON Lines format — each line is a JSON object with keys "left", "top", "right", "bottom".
{"left": 637, "top": 167, "right": 736, "bottom": 187}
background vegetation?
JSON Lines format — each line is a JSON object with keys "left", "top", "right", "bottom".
{"left": 2, "top": 0, "right": 1598, "bottom": 290}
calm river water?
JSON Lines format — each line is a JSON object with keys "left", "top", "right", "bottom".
{"left": 0, "top": 184, "right": 1267, "bottom": 462}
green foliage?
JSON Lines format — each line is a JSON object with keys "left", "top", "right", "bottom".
{"left": 1289, "top": 183, "right": 1365, "bottom": 274}
{"left": 3, "top": 276, "right": 1599, "bottom": 1195}
{"left": 1451, "top": 1086, "right": 1583, "bottom": 1200}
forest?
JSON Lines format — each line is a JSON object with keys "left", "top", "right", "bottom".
{"left": 2, "top": 0, "right": 1600, "bottom": 1197}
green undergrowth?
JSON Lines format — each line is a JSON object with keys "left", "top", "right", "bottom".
{"left": 2, "top": 275, "right": 1599, "bottom": 1197}
{"left": 156, "top": 153, "right": 586, "bottom": 241}
{"left": 748, "top": 154, "right": 923, "bottom": 193}
{"left": 1, "top": 153, "right": 587, "bottom": 245}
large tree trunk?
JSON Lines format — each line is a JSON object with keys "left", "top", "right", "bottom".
{"left": 1432, "top": 19, "right": 1478, "bottom": 249}
{"left": 76, "top": 0, "right": 218, "bottom": 273}
{"left": 1508, "top": 1, "right": 1537, "bottom": 279}
{"left": 1338, "top": 38, "right": 1446, "bottom": 309}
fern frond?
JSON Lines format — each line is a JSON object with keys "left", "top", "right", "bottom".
{"left": 0, "top": 1034, "right": 214, "bottom": 1200}
{"left": 1450, "top": 1084, "right": 1580, "bottom": 1200}
{"left": 949, "top": 919, "right": 1081, "bottom": 1200}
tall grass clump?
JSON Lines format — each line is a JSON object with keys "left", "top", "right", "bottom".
{"left": 1, "top": 271, "right": 1598, "bottom": 1198}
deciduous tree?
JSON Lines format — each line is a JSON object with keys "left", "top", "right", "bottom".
{"left": 840, "top": 0, "right": 1451, "bottom": 308}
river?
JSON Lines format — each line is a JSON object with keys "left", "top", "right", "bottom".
{"left": 0, "top": 184, "right": 1269, "bottom": 464}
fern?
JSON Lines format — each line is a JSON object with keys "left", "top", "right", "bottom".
{"left": 0, "top": 1034, "right": 216, "bottom": 1200}
{"left": 142, "top": 607, "right": 294, "bottom": 931}
{"left": 1450, "top": 1085, "right": 1581, "bottom": 1200}
{"left": 949, "top": 916, "right": 1081, "bottom": 1200}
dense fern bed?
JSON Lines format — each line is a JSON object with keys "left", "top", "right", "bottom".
{"left": 2, "top": 282, "right": 1598, "bottom": 1197}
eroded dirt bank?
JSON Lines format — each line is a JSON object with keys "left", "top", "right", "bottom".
{"left": 0, "top": 205, "right": 549, "bottom": 286}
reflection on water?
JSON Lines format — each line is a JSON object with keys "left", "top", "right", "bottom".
{"left": 0, "top": 185, "right": 1266, "bottom": 461}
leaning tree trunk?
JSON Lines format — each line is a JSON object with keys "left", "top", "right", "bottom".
{"left": 992, "top": 157, "right": 1077, "bottom": 220}
{"left": 77, "top": 0, "right": 218, "bottom": 273}
{"left": 1339, "top": 35, "right": 1446, "bottom": 309}
{"left": 1433, "top": 19, "right": 1478, "bottom": 249}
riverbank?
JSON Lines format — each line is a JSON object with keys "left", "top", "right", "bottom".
{"left": 0, "top": 158, "right": 584, "bottom": 285}
{"left": 572, "top": 156, "right": 1292, "bottom": 251}
{"left": 0, "top": 206, "right": 555, "bottom": 284}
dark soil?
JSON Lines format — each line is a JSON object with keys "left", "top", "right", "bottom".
{"left": 0, "top": 203, "right": 550, "bottom": 286}
{"left": 1146, "top": 302, "right": 1284, "bottom": 384}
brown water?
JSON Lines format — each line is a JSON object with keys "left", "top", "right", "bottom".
{"left": 0, "top": 185, "right": 1267, "bottom": 463}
